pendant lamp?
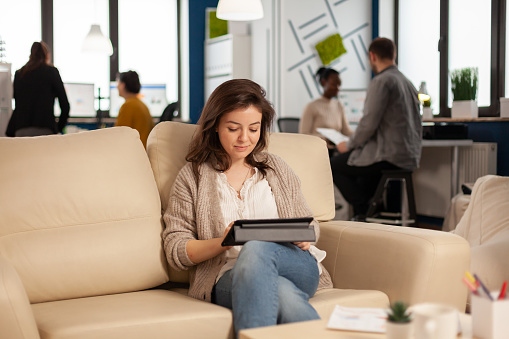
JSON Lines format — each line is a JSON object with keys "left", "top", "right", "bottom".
{"left": 216, "top": 0, "right": 264, "bottom": 21}
{"left": 82, "top": 24, "right": 113, "bottom": 56}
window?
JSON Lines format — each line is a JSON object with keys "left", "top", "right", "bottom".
{"left": 398, "top": 0, "right": 440, "bottom": 114}
{"left": 397, "top": 0, "right": 504, "bottom": 117}
{"left": 449, "top": 0, "right": 491, "bottom": 107}
{"left": 0, "top": 0, "right": 41, "bottom": 75}
{"left": 118, "top": 0, "right": 178, "bottom": 116}
{"left": 53, "top": 0, "right": 110, "bottom": 111}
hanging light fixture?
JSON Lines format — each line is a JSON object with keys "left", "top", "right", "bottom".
{"left": 82, "top": 24, "right": 113, "bottom": 56}
{"left": 216, "top": 0, "right": 264, "bottom": 21}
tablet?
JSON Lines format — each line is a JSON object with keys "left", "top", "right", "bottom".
{"left": 221, "top": 217, "right": 315, "bottom": 246}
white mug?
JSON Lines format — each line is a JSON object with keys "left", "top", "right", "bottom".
{"left": 411, "top": 303, "right": 458, "bottom": 339}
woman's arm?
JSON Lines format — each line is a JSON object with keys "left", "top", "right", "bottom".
{"left": 186, "top": 225, "right": 232, "bottom": 264}
{"left": 53, "top": 68, "right": 70, "bottom": 133}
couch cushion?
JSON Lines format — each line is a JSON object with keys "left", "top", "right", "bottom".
{"left": 267, "top": 133, "right": 335, "bottom": 221}
{"left": 0, "top": 127, "right": 169, "bottom": 303}
{"left": 31, "top": 290, "right": 233, "bottom": 339}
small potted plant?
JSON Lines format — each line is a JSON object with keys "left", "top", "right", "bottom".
{"left": 422, "top": 97, "right": 433, "bottom": 120}
{"left": 450, "top": 67, "right": 478, "bottom": 118}
{"left": 386, "top": 301, "right": 413, "bottom": 339}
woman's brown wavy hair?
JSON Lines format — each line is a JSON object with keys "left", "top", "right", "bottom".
{"left": 186, "top": 79, "right": 275, "bottom": 177}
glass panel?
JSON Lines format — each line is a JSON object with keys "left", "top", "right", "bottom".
{"left": 54, "top": 0, "right": 110, "bottom": 112}
{"left": 398, "top": 0, "right": 440, "bottom": 114}
{"left": 0, "top": 0, "right": 41, "bottom": 78}
{"left": 506, "top": 4, "right": 509, "bottom": 98}
{"left": 449, "top": 0, "right": 491, "bottom": 107}
{"left": 118, "top": 0, "right": 178, "bottom": 117}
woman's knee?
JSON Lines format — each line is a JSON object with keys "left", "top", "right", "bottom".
{"left": 277, "top": 277, "right": 319, "bottom": 323}
{"left": 237, "top": 241, "right": 280, "bottom": 265}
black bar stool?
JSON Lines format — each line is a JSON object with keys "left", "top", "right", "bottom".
{"left": 365, "top": 169, "right": 417, "bottom": 226}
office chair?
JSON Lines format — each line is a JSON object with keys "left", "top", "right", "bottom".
{"left": 277, "top": 117, "right": 300, "bottom": 133}
{"left": 160, "top": 101, "right": 179, "bottom": 122}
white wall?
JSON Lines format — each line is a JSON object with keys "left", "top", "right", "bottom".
{"left": 251, "top": 0, "right": 372, "bottom": 120}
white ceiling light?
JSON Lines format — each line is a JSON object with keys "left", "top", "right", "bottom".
{"left": 82, "top": 24, "right": 113, "bottom": 56}
{"left": 216, "top": 0, "right": 264, "bottom": 21}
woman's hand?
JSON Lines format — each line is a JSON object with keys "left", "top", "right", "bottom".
{"left": 293, "top": 241, "right": 311, "bottom": 251}
{"left": 336, "top": 141, "right": 348, "bottom": 153}
{"left": 222, "top": 222, "right": 234, "bottom": 250}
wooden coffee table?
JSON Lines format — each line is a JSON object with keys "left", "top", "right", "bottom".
{"left": 239, "top": 314, "right": 474, "bottom": 339}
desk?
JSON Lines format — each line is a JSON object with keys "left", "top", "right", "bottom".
{"left": 422, "top": 139, "right": 473, "bottom": 197}
{"left": 239, "top": 313, "right": 474, "bottom": 339}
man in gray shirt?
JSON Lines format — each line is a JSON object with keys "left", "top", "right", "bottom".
{"left": 331, "top": 37, "right": 422, "bottom": 220}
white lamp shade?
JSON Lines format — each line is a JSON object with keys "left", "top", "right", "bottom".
{"left": 82, "top": 24, "right": 113, "bottom": 56}
{"left": 418, "top": 81, "right": 430, "bottom": 101}
{"left": 216, "top": 0, "right": 264, "bottom": 21}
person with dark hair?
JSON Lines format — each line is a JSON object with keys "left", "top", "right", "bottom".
{"left": 299, "top": 67, "right": 353, "bottom": 157}
{"left": 6, "top": 41, "right": 70, "bottom": 137}
{"left": 114, "top": 70, "right": 154, "bottom": 148}
{"left": 162, "top": 79, "right": 332, "bottom": 336}
{"left": 331, "top": 37, "right": 422, "bottom": 220}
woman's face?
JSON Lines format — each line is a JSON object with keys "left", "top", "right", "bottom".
{"left": 216, "top": 105, "right": 262, "bottom": 163}
{"left": 322, "top": 73, "right": 341, "bottom": 98}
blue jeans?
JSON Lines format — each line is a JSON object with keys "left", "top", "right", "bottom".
{"left": 212, "top": 241, "right": 320, "bottom": 336}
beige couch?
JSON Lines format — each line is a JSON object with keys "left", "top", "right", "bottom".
{"left": 451, "top": 175, "right": 509, "bottom": 300}
{"left": 0, "top": 122, "right": 470, "bottom": 339}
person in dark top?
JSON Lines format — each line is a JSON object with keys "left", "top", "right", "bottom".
{"left": 6, "top": 41, "right": 70, "bottom": 137}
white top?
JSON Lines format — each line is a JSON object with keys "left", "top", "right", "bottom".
{"left": 299, "top": 97, "right": 354, "bottom": 143}
{"left": 216, "top": 168, "right": 326, "bottom": 282}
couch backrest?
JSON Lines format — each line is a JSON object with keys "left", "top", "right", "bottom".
{"left": 0, "top": 127, "right": 169, "bottom": 303}
{"left": 454, "top": 175, "right": 509, "bottom": 246}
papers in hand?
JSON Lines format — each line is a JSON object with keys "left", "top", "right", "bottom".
{"left": 327, "top": 305, "right": 387, "bottom": 333}
{"left": 316, "top": 128, "right": 349, "bottom": 145}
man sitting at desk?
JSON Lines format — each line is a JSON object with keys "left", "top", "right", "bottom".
{"left": 331, "top": 37, "right": 422, "bottom": 220}
{"left": 114, "top": 70, "right": 154, "bottom": 148}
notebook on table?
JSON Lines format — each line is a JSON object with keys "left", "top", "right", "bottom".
{"left": 221, "top": 217, "right": 315, "bottom": 246}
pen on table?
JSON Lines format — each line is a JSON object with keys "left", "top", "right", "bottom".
{"left": 462, "top": 277, "right": 479, "bottom": 295}
{"left": 465, "top": 271, "right": 477, "bottom": 286}
{"left": 474, "top": 274, "right": 494, "bottom": 301}
{"left": 498, "top": 281, "right": 507, "bottom": 300}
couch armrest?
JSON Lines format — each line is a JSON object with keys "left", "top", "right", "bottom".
{"left": 317, "top": 221, "right": 470, "bottom": 311}
{"left": 0, "top": 257, "right": 40, "bottom": 339}
{"left": 470, "top": 229, "right": 509, "bottom": 292}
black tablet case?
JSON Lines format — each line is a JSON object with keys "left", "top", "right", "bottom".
{"left": 221, "top": 217, "right": 315, "bottom": 246}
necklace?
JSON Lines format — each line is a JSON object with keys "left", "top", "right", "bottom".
{"left": 236, "top": 166, "right": 252, "bottom": 194}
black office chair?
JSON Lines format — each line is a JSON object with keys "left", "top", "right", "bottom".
{"left": 160, "top": 101, "right": 179, "bottom": 122}
{"left": 277, "top": 117, "right": 300, "bottom": 133}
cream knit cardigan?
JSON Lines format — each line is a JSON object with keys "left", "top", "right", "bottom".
{"left": 162, "top": 152, "right": 333, "bottom": 302}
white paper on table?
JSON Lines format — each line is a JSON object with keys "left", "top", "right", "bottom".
{"left": 316, "top": 128, "right": 349, "bottom": 145}
{"left": 326, "top": 305, "right": 387, "bottom": 333}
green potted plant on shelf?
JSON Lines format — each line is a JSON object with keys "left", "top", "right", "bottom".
{"left": 386, "top": 301, "right": 413, "bottom": 339}
{"left": 450, "top": 67, "right": 478, "bottom": 118}
{"left": 422, "top": 97, "right": 433, "bottom": 120}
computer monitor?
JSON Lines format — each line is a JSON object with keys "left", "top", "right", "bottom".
{"left": 109, "top": 83, "right": 168, "bottom": 118}
{"left": 54, "top": 83, "right": 96, "bottom": 117}
{"left": 339, "top": 89, "right": 366, "bottom": 125}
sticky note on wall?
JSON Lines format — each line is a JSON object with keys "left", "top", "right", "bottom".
{"left": 315, "top": 33, "right": 347, "bottom": 66}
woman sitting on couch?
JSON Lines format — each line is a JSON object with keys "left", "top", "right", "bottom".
{"left": 162, "top": 79, "right": 332, "bottom": 336}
